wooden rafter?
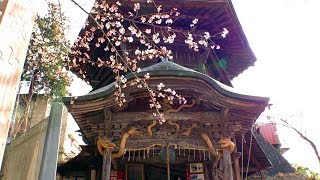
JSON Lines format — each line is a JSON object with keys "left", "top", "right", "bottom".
{"left": 240, "top": 137, "right": 264, "bottom": 170}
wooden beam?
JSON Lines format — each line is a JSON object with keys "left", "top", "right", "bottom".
{"left": 103, "top": 107, "right": 113, "bottom": 138}
{"left": 94, "top": 70, "right": 113, "bottom": 89}
{"left": 220, "top": 107, "right": 230, "bottom": 137}
{"left": 113, "top": 111, "right": 220, "bottom": 122}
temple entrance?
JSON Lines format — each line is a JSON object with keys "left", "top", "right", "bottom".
{"left": 111, "top": 144, "right": 213, "bottom": 180}
{"left": 126, "top": 163, "right": 186, "bottom": 180}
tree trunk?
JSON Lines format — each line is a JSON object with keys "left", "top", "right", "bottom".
{"left": 21, "top": 95, "right": 32, "bottom": 132}
{"left": 13, "top": 79, "right": 34, "bottom": 137}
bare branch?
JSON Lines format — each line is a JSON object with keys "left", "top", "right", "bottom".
{"left": 279, "top": 119, "right": 320, "bottom": 165}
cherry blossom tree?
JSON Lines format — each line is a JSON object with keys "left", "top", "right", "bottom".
{"left": 12, "top": 3, "right": 71, "bottom": 137}
{"left": 69, "top": 0, "right": 229, "bottom": 123}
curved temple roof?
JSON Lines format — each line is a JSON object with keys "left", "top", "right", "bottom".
{"left": 64, "top": 60, "right": 268, "bottom": 106}
{"left": 71, "top": 0, "right": 257, "bottom": 89}
{"left": 64, "top": 60, "right": 269, "bottom": 139}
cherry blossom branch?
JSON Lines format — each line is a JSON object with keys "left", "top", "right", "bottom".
{"left": 69, "top": 0, "right": 226, "bottom": 123}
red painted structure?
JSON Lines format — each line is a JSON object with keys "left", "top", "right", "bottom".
{"left": 257, "top": 123, "right": 280, "bottom": 145}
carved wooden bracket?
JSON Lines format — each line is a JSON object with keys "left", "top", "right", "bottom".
{"left": 98, "top": 128, "right": 143, "bottom": 158}
{"left": 97, "top": 139, "right": 116, "bottom": 156}
{"left": 147, "top": 120, "right": 157, "bottom": 137}
{"left": 180, "top": 122, "right": 198, "bottom": 137}
{"left": 219, "top": 138, "right": 235, "bottom": 152}
{"left": 164, "top": 99, "right": 196, "bottom": 113}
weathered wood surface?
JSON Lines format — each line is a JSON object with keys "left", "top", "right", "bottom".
{"left": 101, "top": 152, "right": 111, "bottom": 180}
{"left": 113, "top": 111, "right": 220, "bottom": 123}
{"left": 0, "top": 0, "right": 36, "bottom": 168}
{"left": 67, "top": 78, "right": 266, "bottom": 115}
{"left": 103, "top": 107, "right": 112, "bottom": 138}
{"left": 90, "top": 169, "right": 96, "bottom": 180}
{"left": 74, "top": 111, "right": 250, "bottom": 140}
{"left": 232, "top": 137, "right": 241, "bottom": 180}
{"left": 241, "top": 137, "right": 264, "bottom": 170}
{"left": 222, "top": 149, "right": 233, "bottom": 180}
{"left": 66, "top": 76, "right": 267, "bottom": 141}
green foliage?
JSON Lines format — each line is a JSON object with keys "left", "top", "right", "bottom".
{"left": 293, "top": 164, "right": 320, "bottom": 180}
{"left": 218, "top": 58, "right": 227, "bottom": 70}
{"left": 23, "top": 2, "right": 71, "bottom": 101}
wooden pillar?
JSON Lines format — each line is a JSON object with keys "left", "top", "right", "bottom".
{"left": 101, "top": 107, "right": 113, "bottom": 180}
{"left": 222, "top": 149, "right": 233, "bottom": 180}
{"left": 103, "top": 107, "right": 113, "bottom": 138}
{"left": 90, "top": 169, "right": 96, "bottom": 180}
{"left": 232, "top": 138, "right": 241, "bottom": 180}
{"left": 219, "top": 107, "right": 233, "bottom": 180}
{"left": 101, "top": 152, "right": 112, "bottom": 180}
{"left": 260, "top": 170, "right": 265, "bottom": 180}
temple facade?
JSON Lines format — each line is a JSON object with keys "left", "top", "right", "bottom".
{"left": 58, "top": 0, "right": 282, "bottom": 179}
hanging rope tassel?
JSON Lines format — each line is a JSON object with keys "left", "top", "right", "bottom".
{"left": 122, "top": 149, "right": 126, "bottom": 159}
{"left": 128, "top": 150, "right": 131, "bottom": 161}
{"left": 153, "top": 145, "right": 155, "bottom": 156}
{"left": 241, "top": 134, "right": 244, "bottom": 179}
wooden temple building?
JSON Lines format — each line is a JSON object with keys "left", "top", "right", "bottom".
{"left": 57, "top": 0, "right": 290, "bottom": 179}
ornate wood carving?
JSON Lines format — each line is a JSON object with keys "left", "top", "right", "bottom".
{"left": 147, "top": 120, "right": 157, "bottom": 137}
{"left": 97, "top": 139, "right": 116, "bottom": 156}
{"left": 200, "top": 133, "right": 219, "bottom": 156}
{"left": 180, "top": 122, "right": 198, "bottom": 137}
{"left": 219, "top": 139, "right": 235, "bottom": 152}
{"left": 112, "top": 128, "right": 142, "bottom": 159}
{"left": 167, "top": 120, "right": 180, "bottom": 133}
{"left": 164, "top": 99, "right": 196, "bottom": 113}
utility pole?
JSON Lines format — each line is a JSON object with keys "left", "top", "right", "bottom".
{"left": 0, "top": 0, "right": 37, "bottom": 169}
